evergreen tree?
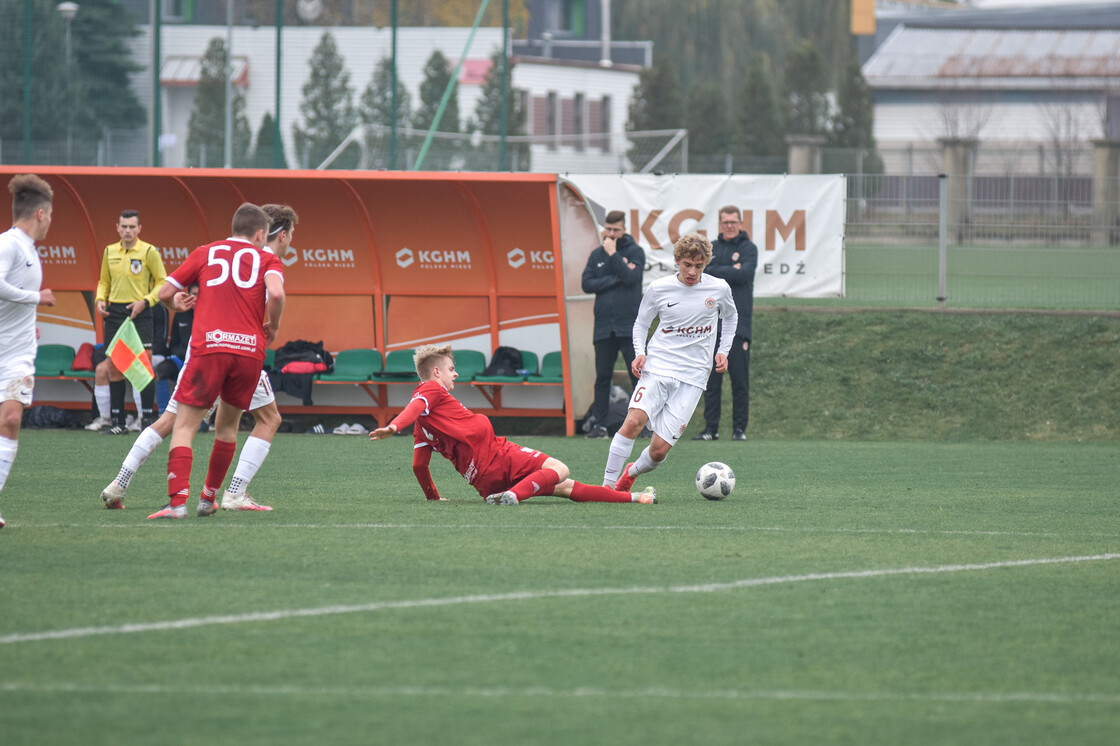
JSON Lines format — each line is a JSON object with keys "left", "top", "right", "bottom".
{"left": 69, "top": 0, "right": 145, "bottom": 142}
{"left": 736, "top": 53, "right": 785, "bottom": 159}
{"left": 466, "top": 50, "right": 528, "bottom": 171}
{"left": 626, "top": 56, "right": 684, "bottom": 169}
{"left": 251, "top": 112, "right": 288, "bottom": 169}
{"left": 783, "top": 40, "right": 830, "bottom": 136}
{"left": 412, "top": 50, "right": 461, "bottom": 169}
{"left": 686, "top": 82, "right": 732, "bottom": 160}
{"left": 293, "top": 31, "right": 358, "bottom": 169}
{"left": 627, "top": 56, "right": 684, "bottom": 132}
{"left": 829, "top": 62, "right": 884, "bottom": 175}
{"left": 0, "top": 0, "right": 143, "bottom": 162}
{"left": 359, "top": 56, "right": 411, "bottom": 169}
{"left": 185, "top": 38, "right": 253, "bottom": 168}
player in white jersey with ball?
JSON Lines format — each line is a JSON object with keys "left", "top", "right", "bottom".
{"left": 601, "top": 232, "right": 738, "bottom": 491}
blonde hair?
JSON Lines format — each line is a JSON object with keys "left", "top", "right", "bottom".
{"left": 673, "top": 232, "right": 712, "bottom": 266}
{"left": 413, "top": 344, "right": 454, "bottom": 379}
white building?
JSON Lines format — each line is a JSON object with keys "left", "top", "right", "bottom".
{"left": 126, "top": 22, "right": 643, "bottom": 172}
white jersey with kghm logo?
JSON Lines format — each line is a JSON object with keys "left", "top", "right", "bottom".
{"left": 632, "top": 272, "right": 738, "bottom": 389}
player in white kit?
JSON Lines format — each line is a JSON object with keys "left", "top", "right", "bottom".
{"left": 601, "top": 232, "right": 738, "bottom": 491}
{"left": 0, "top": 175, "right": 57, "bottom": 529}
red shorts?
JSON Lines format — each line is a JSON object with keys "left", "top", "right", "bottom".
{"left": 472, "top": 439, "right": 549, "bottom": 497}
{"left": 175, "top": 352, "right": 263, "bottom": 411}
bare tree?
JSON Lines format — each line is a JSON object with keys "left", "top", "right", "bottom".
{"left": 1038, "top": 96, "right": 1094, "bottom": 217}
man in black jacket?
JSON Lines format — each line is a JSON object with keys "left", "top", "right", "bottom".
{"left": 580, "top": 210, "right": 645, "bottom": 438}
{"left": 694, "top": 205, "right": 758, "bottom": 442}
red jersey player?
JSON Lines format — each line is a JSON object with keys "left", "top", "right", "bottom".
{"left": 148, "top": 203, "right": 285, "bottom": 519}
{"left": 369, "top": 344, "right": 657, "bottom": 506}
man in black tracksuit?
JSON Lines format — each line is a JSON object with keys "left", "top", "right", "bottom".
{"left": 695, "top": 205, "right": 758, "bottom": 441}
{"left": 580, "top": 210, "right": 645, "bottom": 439}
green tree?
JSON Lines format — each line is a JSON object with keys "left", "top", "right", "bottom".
{"left": 686, "top": 82, "right": 732, "bottom": 159}
{"left": 736, "top": 53, "right": 786, "bottom": 159}
{"left": 412, "top": 50, "right": 461, "bottom": 169}
{"left": 185, "top": 38, "right": 252, "bottom": 168}
{"left": 0, "top": 0, "right": 143, "bottom": 163}
{"left": 828, "top": 61, "right": 884, "bottom": 175}
{"left": 358, "top": 56, "right": 411, "bottom": 169}
{"left": 251, "top": 112, "right": 288, "bottom": 169}
{"left": 783, "top": 40, "right": 830, "bottom": 136}
{"left": 69, "top": 0, "right": 145, "bottom": 143}
{"left": 413, "top": 50, "right": 461, "bottom": 132}
{"left": 465, "top": 50, "right": 528, "bottom": 171}
{"left": 293, "top": 31, "right": 358, "bottom": 169}
{"left": 627, "top": 56, "right": 684, "bottom": 133}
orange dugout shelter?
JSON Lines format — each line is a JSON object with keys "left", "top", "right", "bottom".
{"left": 4, "top": 167, "right": 597, "bottom": 435}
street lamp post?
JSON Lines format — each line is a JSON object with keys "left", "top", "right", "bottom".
{"left": 57, "top": 2, "right": 79, "bottom": 163}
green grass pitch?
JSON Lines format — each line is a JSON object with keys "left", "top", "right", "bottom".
{"left": 1, "top": 430, "right": 1117, "bottom": 745}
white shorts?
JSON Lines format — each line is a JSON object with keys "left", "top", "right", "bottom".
{"left": 0, "top": 361, "right": 35, "bottom": 407}
{"left": 627, "top": 371, "right": 704, "bottom": 445}
{"left": 166, "top": 369, "right": 276, "bottom": 415}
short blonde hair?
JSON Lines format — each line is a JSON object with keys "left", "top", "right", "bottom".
{"left": 673, "top": 232, "right": 712, "bottom": 266}
{"left": 413, "top": 344, "right": 454, "bottom": 379}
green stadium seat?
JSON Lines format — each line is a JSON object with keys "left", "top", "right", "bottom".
{"left": 264, "top": 348, "right": 276, "bottom": 371}
{"left": 452, "top": 349, "right": 487, "bottom": 382}
{"left": 527, "top": 351, "right": 563, "bottom": 383}
{"left": 34, "top": 344, "right": 76, "bottom": 377}
{"left": 376, "top": 349, "right": 419, "bottom": 381}
{"left": 318, "top": 348, "right": 382, "bottom": 382}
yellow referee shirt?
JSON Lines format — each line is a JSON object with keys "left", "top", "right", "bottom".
{"left": 95, "top": 240, "right": 168, "bottom": 307}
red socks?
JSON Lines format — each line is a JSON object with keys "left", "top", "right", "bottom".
{"left": 509, "top": 467, "right": 562, "bottom": 501}
{"left": 202, "top": 439, "right": 237, "bottom": 500}
{"left": 167, "top": 446, "right": 193, "bottom": 507}
{"left": 569, "top": 482, "right": 633, "bottom": 503}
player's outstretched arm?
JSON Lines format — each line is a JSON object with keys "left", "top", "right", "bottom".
{"left": 411, "top": 445, "right": 444, "bottom": 501}
{"left": 369, "top": 424, "right": 397, "bottom": 440}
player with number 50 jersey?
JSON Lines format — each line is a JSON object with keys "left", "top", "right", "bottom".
{"left": 166, "top": 227, "right": 284, "bottom": 363}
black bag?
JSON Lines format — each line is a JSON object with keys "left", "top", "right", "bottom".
{"left": 482, "top": 346, "right": 522, "bottom": 377}
{"left": 21, "top": 405, "right": 76, "bottom": 429}
{"left": 271, "top": 340, "right": 335, "bottom": 373}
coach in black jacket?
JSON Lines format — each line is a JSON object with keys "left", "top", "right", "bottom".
{"left": 695, "top": 205, "right": 759, "bottom": 442}
{"left": 580, "top": 210, "right": 645, "bottom": 438}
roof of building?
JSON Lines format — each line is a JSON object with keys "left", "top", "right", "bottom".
{"left": 863, "top": 27, "right": 1120, "bottom": 91}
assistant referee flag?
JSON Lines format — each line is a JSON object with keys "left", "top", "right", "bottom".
{"left": 107, "top": 317, "right": 154, "bottom": 391}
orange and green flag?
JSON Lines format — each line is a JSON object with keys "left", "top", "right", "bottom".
{"left": 107, "top": 317, "right": 154, "bottom": 390}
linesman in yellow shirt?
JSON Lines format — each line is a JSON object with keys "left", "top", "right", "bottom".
{"left": 93, "top": 210, "right": 167, "bottom": 434}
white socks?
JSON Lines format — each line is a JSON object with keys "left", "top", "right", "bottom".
{"left": 0, "top": 436, "right": 17, "bottom": 492}
{"left": 95, "top": 384, "right": 110, "bottom": 421}
{"left": 115, "top": 427, "right": 165, "bottom": 489}
{"left": 602, "top": 433, "right": 636, "bottom": 486}
{"left": 227, "top": 436, "right": 271, "bottom": 495}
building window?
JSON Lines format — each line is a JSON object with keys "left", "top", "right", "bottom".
{"left": 573, "top": 93, "right": 585, "bottom": 151}
{"left": 547, "top": 92, "right": 559, "bottom": 149}
{"left": 600, "top": 95, "right": 612, "bottom": 152}
{"left": 561, "top": 0, "right": 586, "bottom": 35}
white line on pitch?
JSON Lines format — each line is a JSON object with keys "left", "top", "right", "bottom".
{"left": 1, "top": 554, "right": 1116, "bottom": 646}
{"left": 2, "top": 681, "right": 1118, "bottom": 705}
{"left": 16, "top": 522, "right": 1117, "bottom": 539}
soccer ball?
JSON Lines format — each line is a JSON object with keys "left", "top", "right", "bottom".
{"left": 695, "top": 461, "right": 736, "bottom": 500}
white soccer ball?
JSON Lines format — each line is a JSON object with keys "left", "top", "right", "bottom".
{"left": 695, "top": 461, "right": 736, "bottom": 501}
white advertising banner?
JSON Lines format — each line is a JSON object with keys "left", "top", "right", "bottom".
{"left": 561, "top": 174, "right": 846, "bottom": 297}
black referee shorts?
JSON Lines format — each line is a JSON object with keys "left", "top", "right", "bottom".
{"left": 104, "top": 302, "right": 154, "bottom": 349}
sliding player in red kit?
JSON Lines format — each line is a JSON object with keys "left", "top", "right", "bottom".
{"left": 369, "top": 344, "right": 656, "bottom": 506}
{"left": 147, "top": 203, "right": 285, "bottom": 519}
